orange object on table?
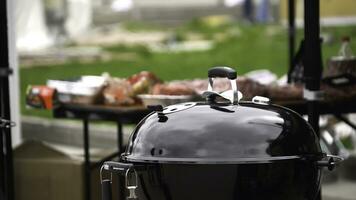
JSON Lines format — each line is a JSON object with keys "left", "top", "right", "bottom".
{"left": 26, "top": 85, "right": 57, "bottom": 109}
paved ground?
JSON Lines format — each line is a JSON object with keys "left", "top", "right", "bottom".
{"left": 322, "top": 179, "right": 356, "bottom": 200}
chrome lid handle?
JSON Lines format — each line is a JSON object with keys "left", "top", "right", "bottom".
{"left": 204, "top": 66, "right": 240, "bottom": 105}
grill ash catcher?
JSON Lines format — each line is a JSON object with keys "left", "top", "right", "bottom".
{"left": 100, "top": 66, "right": 343, "bottom": 200}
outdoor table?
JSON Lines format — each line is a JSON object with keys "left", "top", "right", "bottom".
{"left": 277, "top": 98, "right": 356, "bottom": 115}
{"left": 278, "top": 98, "right": 356, "bottom": 131}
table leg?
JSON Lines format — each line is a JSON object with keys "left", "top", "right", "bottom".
{"left": 83, "top": 119, "right": 91, "bottom": 200}
{"left": 117, "top": 122, "right": 125, "bottom": 200}
{"left": 117, "top": 122, "right": 123, "bottom": 154}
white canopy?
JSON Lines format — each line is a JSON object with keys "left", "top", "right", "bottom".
{"left": 15, "top": 0, "right": 92, "bottom": 52}
{"left": 15, "top": 0, "right": 53, "bottom": 52}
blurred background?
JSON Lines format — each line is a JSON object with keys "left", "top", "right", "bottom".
{"left": 17, "top": 0, "right": 356, "bottom": 116}
{"left": 4, "top": 0, "right": 356, "bottom": 200}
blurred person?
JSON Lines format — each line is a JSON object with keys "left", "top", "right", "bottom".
{"left": 270, "top": 0, "right": 280, "bottom": 22}
{"left": 242, "top": 0, "right": 254, "bottom": 23}
{"left": 256, "top": 0, "right": 270, "bottom": 23}
{"left": 44, "top": 0, "right": 68, "bottom": 44}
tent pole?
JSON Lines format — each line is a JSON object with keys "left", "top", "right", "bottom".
{"left": 304, "top": 0, "right": 323, "bottom": 199}
{"left": 287, "top": 0, "right": 296, "bottom": 83}
{"left": 0, "top": 0, "right": 14, "bottom": 200}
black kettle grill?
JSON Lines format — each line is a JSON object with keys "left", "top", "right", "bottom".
{"left": 100, "top": 67, "right": 342, "bottom": 200}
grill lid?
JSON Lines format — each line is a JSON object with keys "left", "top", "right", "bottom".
{"left": 123, "top": 67, "right": 323, "bottom": 164}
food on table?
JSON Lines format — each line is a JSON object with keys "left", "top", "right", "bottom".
{"left": 102, "top": 78, "right": 136, "bottom": 106}
{"left": 138, "top": 94, "right": 194, "bottom": 107}
{"left": 128, "top": 71, "right": 162, "bottom": 95}
{"left": 322, "top": 83, "right": 356, "bottom": 101}
{"left": 29, "top": 69, "right": 356, "bottom": 109}
{"left": 266, "top": 84, "right": 303, "bottom": 101}
{"left": 165, "top": 77, "right": 268, "bottom": 100}
{"left": 102, "top": 71, "right": 162, "bottom": 106}
{"left": 152, "top": 83, "right": 196, "bottom": 96}
{"left": 237, "top": 77, "right": 268, "bottom": 99}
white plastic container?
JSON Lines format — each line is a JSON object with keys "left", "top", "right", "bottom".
{"left": 47, "top": 76, "right": 106, "bottom": 104}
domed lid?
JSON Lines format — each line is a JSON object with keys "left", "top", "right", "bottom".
{"left": 123, "top": 102, "right": 322, "bottom": 163}
{"left": 123, "top": 67, "right": 323, "bottom": 164}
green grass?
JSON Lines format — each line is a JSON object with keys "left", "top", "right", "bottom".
{"left": 20, "top": 23, "right": 356, "bottom": 118}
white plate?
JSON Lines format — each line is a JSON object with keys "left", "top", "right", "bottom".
{"left": 138, "top": 94, "right": 194, "bottom": 107}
